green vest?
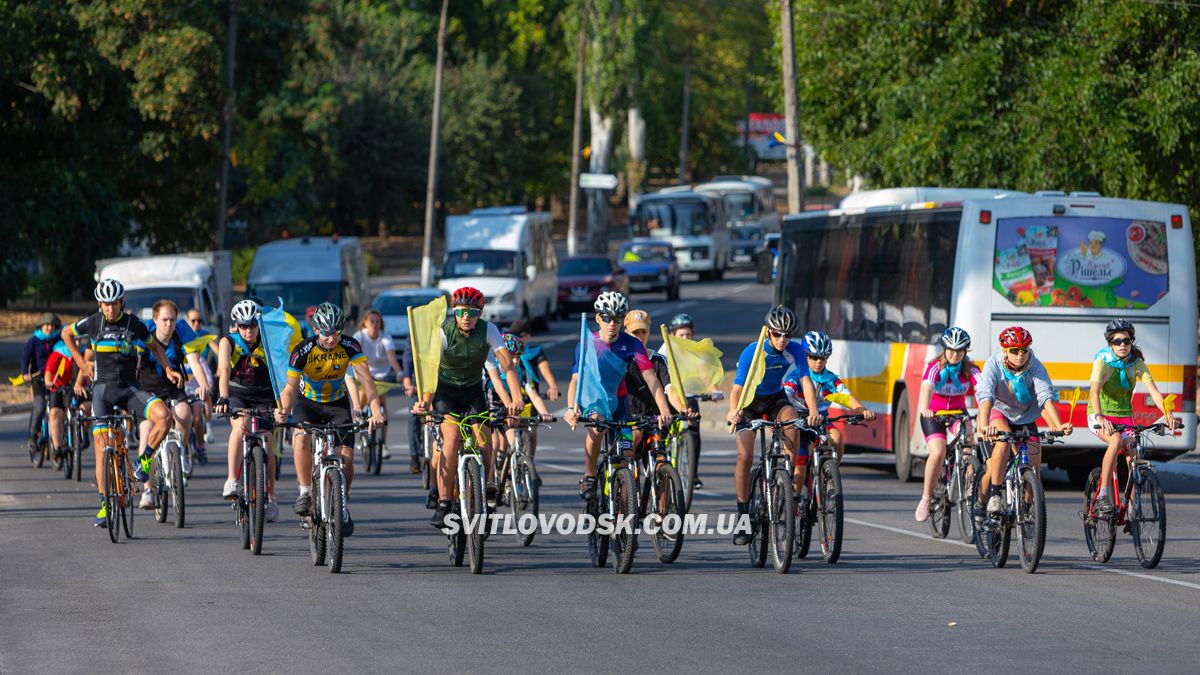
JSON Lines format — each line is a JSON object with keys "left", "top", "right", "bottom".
{"left": 438, "top": 317, "right": 491, "bottom": 388}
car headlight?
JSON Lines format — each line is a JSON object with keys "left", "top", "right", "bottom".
{"left": 499, "top": 292, "right": 515, "bottom": 304}
{"left": 658, "top": 272, "right": 668, "bottom": 282}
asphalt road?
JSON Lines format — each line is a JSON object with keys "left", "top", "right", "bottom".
{"left": 2, "top": 270, "right": 1199, "bottom": 673}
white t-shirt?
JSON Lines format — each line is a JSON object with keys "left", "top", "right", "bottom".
{"left": 352, "top": 329, "right": 396, "bottom": 378}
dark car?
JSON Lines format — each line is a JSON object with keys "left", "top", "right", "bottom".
{"left": 617, "top": 239, "right": 680, "bottom": 301}
{"left": 731, "top": 225, "right": 765, "bottom": 267}
{"left": 557, "top": 255, "right": 629, "bottom": 317}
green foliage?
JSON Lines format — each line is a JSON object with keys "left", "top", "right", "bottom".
{"left": 231, "top": 246, "right": 256, "bottom": 287}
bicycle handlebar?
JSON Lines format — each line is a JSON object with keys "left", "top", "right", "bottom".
{"left": 989, "top": 428, "right": 1065, "bottom": 444}
{"left": 1092, "top": 421, "right": 1185, "bottom": 435}
{"left": 687, "top": 391, "right": 724, "bottom": 402}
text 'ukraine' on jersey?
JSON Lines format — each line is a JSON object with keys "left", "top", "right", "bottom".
{"left": 288, "top": 335, "right": 366, "bottom": 402}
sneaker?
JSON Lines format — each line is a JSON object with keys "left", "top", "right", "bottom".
{"left": 265, "top": 497, "right": 279, "bottom": 523}
{"left": 52, "top": 446, "right": 65, "bottom": 460}
{"left": 222, "top": 479, "right": 240, "bottom": 500}
{"left": 133, "top": 453, "right": 152, "bottom": 482}
{"left": 915, "top": 496, "right": 932, "bottom": 522}
{"left": 424, "top": 487, "right": 439, "bottom": 510}
{"left": 692, "top": 477, "right": 704, "bottom": 489}
{"left": 139, "top": 488, "right": 154, "bottom": 510}
{"left": 409, "top": 457, "right": 422, "bottom": 475}
{"left": 430, "top": 501, "right": 451, "bottom": 529}
{"left": 733, "top": 503, "right": 752, "bottom": 545}
{"left": 381, "top": 446, "right": 392, "bottom": 459}
{"left": 987, "top": 494, "right": 1003, "bottom": 515}
{"left": 26, "top": 437, "right": 38, "bottom": 457}
{"left": 94, "top": 503, "right": 108, "bottom": 527}
{"left": 293, "top": 493, "right": 312, "bottom": 516}
{"left": 1094, "top": 495, "right": 1115, "bottom": 516}
{"left": 486, "top": 482, "right": 499, "bottom": 501}
{"left": 578, "top": 475, "right": 597, "bottom": 501}
{"left": 972, "top": 501, "right": 987, "bottom": 526}
{"left": 195, "top": 445, "right": 208, "bottom": 467}
{"left": 343, "top": 510, "right": 355, "bottom": 537}
{"left": 181, "top": 451, "right": 193, "bottom": 477}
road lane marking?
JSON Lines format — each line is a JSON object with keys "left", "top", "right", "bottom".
{"left": 845, "top": 517, "right": 977, "bottom": 550}
{"left": 1075, "top": 564, "right": 1200, "bottom": 592}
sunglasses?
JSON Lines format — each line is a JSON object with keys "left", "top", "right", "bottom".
{"left": 597, "top": 313, "right": 625, "bottom": 324}
{"left": 1005, "top": 347, "right": 1029, "bottom": 355}
{"left": 454, "top": 308, "right": 481, "bottom": 318}
{"left": 807, "top": 354, "right": 827, "bottom": 361}
{"left": 236, "top": 322, "right": 257, "bottom": 330}
{"left": 187, "top": 319, "right": 202, "bottom": 325}
{"left": 769, "top": 331, "right": 792, "bottom": 339}
{"left": 317, "top": 329, "right": 341, "bottom": 338}
{"left": 1109, "top": 338, "right": 1133, "bottom": 346}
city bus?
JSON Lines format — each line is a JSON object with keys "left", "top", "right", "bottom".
{"left": 774, "top": 188, "right": 1197, "bottom": 484}
{"left": 632, "top": 187, "right": 730, "bottom": 281}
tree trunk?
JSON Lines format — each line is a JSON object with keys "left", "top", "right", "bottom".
{"left": 677, "top": 42, "right": 693, "bottom": 184}
{"left": 585, "top": 103, "right": 615, "bottom": 254}
{"left": 626, "top": 106, "right": 646, "bottom": 214}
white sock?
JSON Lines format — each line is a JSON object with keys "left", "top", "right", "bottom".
{"left": 298, "top": 485, "right": 312, "bottom": 496}
{"left": 1098, "top": 486, "right": 1111, "bottom": 499}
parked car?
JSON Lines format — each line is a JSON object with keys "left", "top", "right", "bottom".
{"left": 617, "top": 239, "right": 680, "bottom": 301}
{"left": 371, "top": 288, "right": 451, "bottom": 358}
{"left": 730, "top": 224, "right": 765, "bottom": 268}
{"left": 557, "top": 255, "right": 629, "bottom": 317}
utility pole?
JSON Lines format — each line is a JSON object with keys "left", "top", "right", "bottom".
{"left": 677, "top": 41, "right": 693, "bottom": 184}
{"left": 567, "top": 1, "right": 589, "bottom": 257}
{"left": 421, "top": 0, "right": 450, "bottom": 288}
{"left": 779, "top": 0, "right": 803, "bottom": 212}
{"left": 213, "top": 0, "right": 238, "bottom": 250}
{"left": 742, "top": 48, "right": 754, "bottom": 171}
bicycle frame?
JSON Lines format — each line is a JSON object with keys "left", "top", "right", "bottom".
{"left": 1088, "top": 423, "right": 1172, "bottom": 525}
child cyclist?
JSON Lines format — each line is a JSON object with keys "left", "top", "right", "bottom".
{"left": 914, "top": 327, "right": 980, "bottom": 522}
{"left": 782, "top": 331, "right": 875, "bottom": 489}
{"left": 1088, "top": 319, "right": 1179, "bottom": 514}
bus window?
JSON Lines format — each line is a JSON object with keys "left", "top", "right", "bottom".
{"left": 676, "top": 201, "right": 713, "bottom": 236}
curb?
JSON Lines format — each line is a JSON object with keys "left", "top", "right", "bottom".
{"left": 1153, "top": 459, "right": 1200, "bottom": 480}
{"left": 0, "top": 401, "right": 33, "bottom": 416}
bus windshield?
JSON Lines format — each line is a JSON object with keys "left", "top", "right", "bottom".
{"left": 723, "top": 192, "right": 756, "bottom": 221}
{"left": 637, "top": 201, "right": 713, "bottom": 237}
{"left": 442, "top": 250, "right": 518, "bottom": 279}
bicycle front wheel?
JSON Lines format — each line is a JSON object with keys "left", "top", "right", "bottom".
{"left": 747, "top": 467, "right": 767, "bottom": 568}
{"left": 818, "top": 460, "right": 844, "bottom": 563}
{"left": 153, "top": 454, "right": 169, "bottom": 524}
{"left": 1016, "top": 467, "right": 1046, "bottom": 573}
{"left": 103, "top": 448, "right": 119, "bottom": 544}
{"left": 324, "top": 469, "right": 345, "bottom": 573}
{"left": 769, "top": 468, "right": 795, "bottom": 574}
{"left": 464, "top": 458, "right": 485, "bottom": 574}
{"left": 1082, "top": 468, "right": 1115, "bottom": 563}
{"left": 73, "top": 421, "right": 85, "bottom": 481}
{"left": 370, "top": 429, "right": 383, "bottom": 476}
{"left": 1131, "top": 467, "right": 1166, "bottom": 568}
{"left": 651, "top": 463, "right": 686, "bottom": 564}
{"left": 957, "top": 453, "right": 982, "bottom": 544}
{"left": 610, "top": 466, "right": 638, "bottom": 574}
{"left": 508, "top": 453, "right": 539, "bottom": 547}
{"left": 357, "top": 433, "right": 373, "bottom": 475}
{"left": 249, "top": 446, "right": 266, "bottom": 555}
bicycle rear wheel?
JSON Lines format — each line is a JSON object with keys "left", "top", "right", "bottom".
{"left": 651, "top": 463, "right": 686, "bottom": 564}
{"left": 103, "top": 448, "right": 119, "bottom": 544}
{"left": 324, "top": 469, "right": 345, "bottom": 573}
{"left": 120, "top": 456, "right": 135, "bottom": 539}
{"left": 170, "top": 444, "right": 185, "bottom": 528}
{"left": 674, "top": 431, "right": 697, "bottom": 513}
{"left": 769, "top": 468, "right": 795, "bottom": 574}
{"left": 358, "top": 433, "right": 373, "bottom": 475}
{"left": 747, "top": 467, "right": 767, "bottom": 568}
{"left": 370, "top": 429, "right": 383, "bottom": 476}
{"left": 587, "top": 495, "right": 609, "bottom": 568}
{"left": 508, "top": 453, "right": 539, "bottom": 547}
{"left": 930, "top": 474, "right": 951, "bottom": 539}
{"left": 1082, "top": 468, "right": 1115, "bottom": 563}
{"left": 1016, "top": 467, "right": 1046, "bottom": 573}
{"left": 249, "top": 446, "right": 266, "bottom": 554}
{"left": 957, "top": 453, "right": 982, "bottom": 544}
{"left": 153, "top": 454, "right": 169, "bottom": 524}
{"left": 62, "top": 429, "right": 74, "bottom": 479}
{"left": 818, "top": 460, "right": 844, "bottom": 563}
{"left": 1131, "top": 467, "right": 1166, "bottom": 568}
{"left": 464, "top": 458, "right": 485, "bottom": 574}
{"left": 73, "top": 420, "right": 85, "bottom": 481}
{"left": 239, "top": 456, "right": 251, "bottom": 550}
{"left": 610, "top": 466, "right": 638, "bottom": 574}
{"left": 795, "top": 479, "right": 813, "bottom": 559}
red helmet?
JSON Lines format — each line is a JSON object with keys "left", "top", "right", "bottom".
{"left": 451, "top": 286, "right": 485, "bottom": 308}
{"left": 998, "top": 326, "right": 1033, "bottom": 348}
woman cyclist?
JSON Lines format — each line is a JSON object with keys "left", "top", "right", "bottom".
{"left": 1088, "top": 319, "right": 1178, "bottom": 514}
{"left": 974, "top": 326, "right": 1073, "bottom": 517}
{"left": 914, "top": 327, "right": 979, "bottom": 522}
{"left": 350, "top": 308, "right": 404, "bottom": 459}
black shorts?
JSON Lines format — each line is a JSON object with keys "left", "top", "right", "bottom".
{"left": 294, "top": 395, "right": 355, "bottom": 447}
{"left": 433, "top": 380, "right": 487, "bottom": 418}
{"left": 47, "top": 388, "right": 69, "bottom": 410}
{"left": 229, "top": 386, "right": 276, "bottom": 413}
{"left": 91, "top": 382, "right": 162, "bottom": 426}
{"left": 140, "top": 376, "right": 188, "bottom": 405}
{"left": 736, "top": 391, "right": 792, "bottom": 431}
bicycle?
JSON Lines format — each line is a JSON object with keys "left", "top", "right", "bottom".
{"left": 223, "top": 409, "right": 276, "bottom": 555}
{"left": 635, "top": 415, "right": 687, "bottom": 564}
{"left": 581, "top": 416, "right": 642, "bottom": 574}
{"left": 971, "top": 428, "right": 1064, "bottom": 573}
{"left": 663, "top": 392, "right": 719, "bottom": 513}
{"left": 29, "top": 394, "right": 51, "bottom": 469}
{"left": 490, "top": 410, "right": 552, "bottom": 547}
{"left": 740, "top": 416, "right": 802, "bottom": 574}
{"left": 149, "top": 408, "right": 187, "bottom": 529}
{"left": 796, "top": 413, "right": 865, "bottom": 564}
{"left": 61, "top": 391, "right": 89, "bottom": 481}
{"left": 357, "top": 400, "right": 387, "bottom": 476}
{"left": 419, "top": 410, "right": 491, "bottom": 574}
{"left": 286, "top": 419, "right": 367, "bottom": 574}
{"left": 84, "top": 412, "right": 137, "bottom": 544}
{"left": 1081, "top": 421, "right": 1181, "bottom": 568}
{"left": 924, "top": 410, "right": 979, "bottom": 543}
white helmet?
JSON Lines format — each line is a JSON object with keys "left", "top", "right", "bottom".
{"left": 802, "top": 331, "right": 832, "bottom": 358}
{"left": 230, "top": 299, "right": 261, "bottom": 325}
{"left": 593, "top": 291, "right": 629, "bottom": 316}
{"left": 940, "top": 326, "right": 971, "bottom": 351}
{"left": 94, "top": 278, "right": 125, "bottom": 303}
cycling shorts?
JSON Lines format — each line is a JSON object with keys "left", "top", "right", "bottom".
{"left": 433, "top": 380, "right": 487, "bottom": 418}
{"left": 47, "top": 387, "right": 69, "bottom": 410}
{"left": 920, "top": 415, "right": 967, "bottom": 442}
{"left": 92, "top": 382, "right": 162, "bottom": 428}
{"left": 294, "top": 395, "right": 354, "bottom": 447}
{"left": 142, "top": 378, "right": 188, "bottom": 406}
{"left": 736, "top": 391, "right": 791, "bottom": 432}
{"left": 1090, "top": 415, "right": 1136, "bottom": 441}
{"left": 228, "top": 386, "right": 276, "bottom": 414}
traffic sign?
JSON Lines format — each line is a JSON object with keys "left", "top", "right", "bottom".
{"left": 579, "top": 173, "right": 618, "bottom": 190}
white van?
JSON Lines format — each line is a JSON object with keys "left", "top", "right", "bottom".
{"left": 247, "top": 236, "right": 371, "bottom": 324}
{"left": 438, "top": 206, "right": 558, "bottom": 329}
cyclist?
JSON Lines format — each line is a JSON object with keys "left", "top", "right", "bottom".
{"left": 134, "top": 299, "right": 211, "bottom": 509}
{"left": 725, "top": 306, "right": 821, "bottom": 545}
{"left": 484, "top": 332, "right": 553, "bottom": 459}
{"left": 974, "top": 326, "right": 1073, "bottom": 518}
{"left": 1088, "top": 319, "right": 1178, "bottom": 514}
{"left": 351, "top": 307, "right": 404, "bottom": 459}
{"left": 914, "top": 327, "right": 979, "bottom": 522}
{"left": 182, "top": 307, "right": 214, "bottom": 469}
{"left": 20, "top": 312, "right": 61, "bottom": 459}
{"left": 278, "top": 302, "right": 383, "bottom": 537}
{"left": 506, "top": 318, "right": 560, "bottom": 461}
{"left": 622, "top": 309, "right": 695, "bottom": 452}
{"left": 564, "top": 292, "right": 673, "bottom": 502}
{"left": 411, "top": 287, "right": 524, "bottom": 529}
{"left": 214, "top": 300, "right": 283, "bottom": 522}
{"left": 42, "top": 331, "right": 79, "bottom": 461}
{"left": 62, "top": 279, "right": 182, "bottom": 527}
{"left": 656, "top": 312, "right": 711, "bottom": 487}
{"left": 783, "top": 330, "right": 875, "bottom": 484}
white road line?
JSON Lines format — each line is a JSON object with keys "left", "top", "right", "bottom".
{"left": 844, "top": 517, "right": 977, "bottom": 550}
{"left": 674, "top": 300, "right": 699, "bottom": 310}
{"left": 537, "top": 462, "right": 578, "bottom": 474}
{"left": 695, "top": 489, "right": 726, "bottom": 498}
{"left": 1075, "top": 564, "right": 1200, "bottom": 591}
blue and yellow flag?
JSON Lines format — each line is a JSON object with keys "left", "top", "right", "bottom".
{"left": 259, "top": 299, "right": 303, "bottom": 399}
{"left": 574, "top": 313, "right": 628, "bottom": 420}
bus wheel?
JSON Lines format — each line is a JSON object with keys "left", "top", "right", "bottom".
{"left": 893, "top": 394, "right": 915, "bottom": 482}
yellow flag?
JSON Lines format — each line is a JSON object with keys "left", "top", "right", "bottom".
{"left": 736, "top": 327, "right": 768, "bottom": 411}
{"left": 8, "top": 374, "right": 25, "bottom": 386}
{"left": 184, "top": 334, "right": 219, "bottom": 354}
{"left": 660, "top": 325, "right": 724, "bottom": 400}
{"left": 1068, "top": 386, "right": 1082, "bottom": 419}
{"left": 824, "top": 392, "right": 855, "bottom": 409}
{"left": 408, "top": 295, "right": 447, "bottom": 396}
{"left": 1163, "top": 394, "right": 1177, "bottom": 416}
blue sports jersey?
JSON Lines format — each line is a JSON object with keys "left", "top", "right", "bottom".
{"left": 733, "top": 338, "right": 808, "bottom": 397}
{"left": 141, "top": 319, "right": 198, "bottom": 377}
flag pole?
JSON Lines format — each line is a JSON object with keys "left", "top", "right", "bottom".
{"left": 574, "top": 312, "right": 587, "bottom": 411}
{"left": 660, "top": 324, "right": 687, "bottom": 400}
{"left": 407, "top": 306, "right": 423, "bottom": 397}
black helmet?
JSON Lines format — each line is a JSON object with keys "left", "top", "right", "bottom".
{"left": 764, "top": 306, "right": 797, "bottom": 336}
{"left": 1104, "top": 318, "right": 1135, "bottom": 341}
{"left": 668, "top": 313, "right": 694, "bottom": 331}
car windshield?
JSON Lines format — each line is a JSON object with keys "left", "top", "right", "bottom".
{"left": 442, "top": 250, "right": 517, "bottom": 278}
{"left": 122, "top": 288, "right": 195, "bottom": 316}
{"left": 636, "top": 200, "right": 713, "bottom": 237}
{"left": 248, "top": 282, "right": 341, "bottom": 317}
{"left": 560, "top": 258, "right": 611, "bottom": 276}
{"left": 723, "top": 192, "right": 756, "bottom": 220}
{"left": 733, "top": 226, "right": 763, "bottom": 241}
{"left": 620, "top": 245, "right": 671, "bottom": 263}
{"left": 374, "top": 294, "right": 442, "bottom": 315}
